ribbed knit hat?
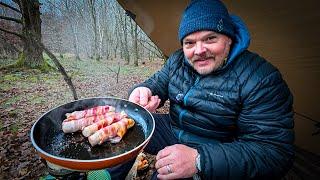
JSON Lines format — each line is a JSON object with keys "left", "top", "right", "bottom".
{"left": 178, "top": 0, "right": 235, "bottom": 42}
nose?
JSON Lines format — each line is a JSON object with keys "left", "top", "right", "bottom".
{"left": 194, "top": 41, "right": 206, "bottom": 56}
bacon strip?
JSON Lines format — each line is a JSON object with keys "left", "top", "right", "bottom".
{"left": 65, "top": 105, "right": 115, "bottom": 121}
{"left": 82, "top": 111, "right": 127, "bottom": 137}
{"left": 62, "top": 112, "right": 116, "bottom": 133}
{"left": 88, "top": 118, "right": 135, "bottom": 146}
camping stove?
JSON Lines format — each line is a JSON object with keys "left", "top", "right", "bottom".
{"left": 44, "top": 160, "right": 87, "bottom": 179}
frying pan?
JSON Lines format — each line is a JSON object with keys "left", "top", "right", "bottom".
{"left": 30, "top": 97, "right": 155, "bottom": 171}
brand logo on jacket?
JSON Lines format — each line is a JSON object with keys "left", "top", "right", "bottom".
{"left": 209, "top": 92, "right": 224, "bottom": 98}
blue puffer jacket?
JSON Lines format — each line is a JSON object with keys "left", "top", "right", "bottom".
{"left": 133, "top": 16, "right": 294, "bottom": 179}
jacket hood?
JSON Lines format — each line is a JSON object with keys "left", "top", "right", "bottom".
{"left": 227, "top": 15, "right": 250, "bottom": 65}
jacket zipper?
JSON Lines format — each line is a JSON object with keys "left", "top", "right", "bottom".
{"left": 178, "top": 76, "right": 201, "bottom": 127}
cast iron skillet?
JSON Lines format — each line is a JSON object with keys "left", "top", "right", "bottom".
{"left": 30, "top": 97, "right": 155, "bottom": 171}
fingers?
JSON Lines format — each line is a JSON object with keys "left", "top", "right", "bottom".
{"left": 128, "top": 87, "right": 151, "bottom": 105}
{"left": 155, "top": 145, "right": 199, "bottom": 179}
{"left": 157, "top": 170, "right": 177, "bottom": 180}
{"left": 155, "top": 148, "right": 176, "bottom": 180}
{"left": 128, "top": 87, "right": 161, "bottom": 112}
{"left": 128, "top": 93, "right": 140, "bottom": 104}
{"left": 139, "top": 90, "right": 149, "bottom": 106}
{"left": 144, "top": 95, "right": 161, "bottom": 112}
{"left": 128, "top": 88, "right": 140, "bottom": 103}
{"left": 156, "top": 147, "right": 171, "bottom": 161}
{"left": 157, "top": 164, "right": 176, "bottom": 180}
{"left": 155, "top": 147, "right": 172, "bottom": 170}
{"left": 157, "top": 165, "right": 172, "bottom": 175}
{"left": 155, "top": 156, "right": 172, "bottom": 170}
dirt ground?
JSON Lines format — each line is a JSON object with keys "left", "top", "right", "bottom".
{"left": 0, "top": 57, "right": 165, "bottom": 179}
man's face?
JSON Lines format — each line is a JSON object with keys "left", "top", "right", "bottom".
{"left": 182, "top": 30, "right": 232, "bottom": 75}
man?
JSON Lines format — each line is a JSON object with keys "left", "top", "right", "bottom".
{"left": 111, "top": 0, "right": 294, "bottom": 179}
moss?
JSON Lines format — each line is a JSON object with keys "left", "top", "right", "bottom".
{"left": 0, "top": 53, "right": 25, "bottom": 71}
{"left": 0, "top": 52, "right": 30, "bottom": 71}
{"left": 28, "top": 96, "right": 45, "bottom": 105}
{"left": 0, "top": 83, "right": 12, "bottom": 91}
{"left": 3, "top": 96, "right": 21, "bottom": 108}
{"left": 15, "top": 52, "right": 26, "bottom": 68}
{"left": 28, "top": 76, "right": 39, "bottom": 83}
{"left": 9, "top": 123, "right": 19, "bottom": 135}
{"left": 39, "top": 61, "right": 55, "bottom": 72}
{"left": 3, "top": 74, "right": 21, "bottom": 81}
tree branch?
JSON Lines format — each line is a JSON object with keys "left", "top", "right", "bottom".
{"left": 0, "top": 34, "right": 21, "bottom": 53}
{"left": 30, "top": 37, "right": 78, "bottom": 100}
{"left": 0, "top": 15, "right": 22, "bottom": 24}
{"left": 137, "top": 38, "right": 165, "bottom": 59}
{"left": 0, "top": 2, "right": 21, "bottom": 13}
{"left": 0, "top": 27, "right": 24, "bottom": 39}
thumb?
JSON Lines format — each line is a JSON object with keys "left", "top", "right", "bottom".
{"left": 139, "top": 90, "right": 149, "bottom": 106}
{"left": 129, "top": 88, "right": 141, "bottom": 103}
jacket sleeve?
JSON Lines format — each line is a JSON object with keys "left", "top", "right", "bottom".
{"left": 197, "top": 67, "right": 294, "bottom": 179}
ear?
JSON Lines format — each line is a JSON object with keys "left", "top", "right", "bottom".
{"left": 228, "top": 38, "right": 232, "bottom": 45}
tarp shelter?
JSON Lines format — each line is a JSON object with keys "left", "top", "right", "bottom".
{"left": 116, "top": 0, "right": 320, "bottom": 156}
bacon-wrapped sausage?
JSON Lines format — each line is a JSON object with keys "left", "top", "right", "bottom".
{"left": 82, "top": 111, "right": 127, "bottom": 137}
{"left": 65, "top": 105, "right": 115, "bottom": 121}
{"left": 62, "top": 112, "right": 116, "bottom": 133}
{"left": 88, "top": 118, "right": 135, "bottom": 146}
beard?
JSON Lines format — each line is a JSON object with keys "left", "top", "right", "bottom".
{"left": 187, "top": 52, "right": 224, "bottom": 75}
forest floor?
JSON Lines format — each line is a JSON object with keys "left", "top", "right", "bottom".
{"left": 0, "top": 55, "right": 166, "bottom": 179}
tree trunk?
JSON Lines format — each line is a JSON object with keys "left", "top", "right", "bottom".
{"left": 117, "top": 7, "right": 129, "bottom": 65}
{"left": 19, "top": 0, "right": 44, "bottom": 68}
{"left": 123, "top": 16, "right": 130, "bottom": 65}
{"left": 88, "top": 0, "right": 99, "bottom": 61}
{"left": 71, "top": 22, "right": 81, "bottom": 61}
{"left": 133, "top": 21, "right": 138, "bottom": 66}
{"left": 64, "top": 0, "right": 81, "bottom": 61}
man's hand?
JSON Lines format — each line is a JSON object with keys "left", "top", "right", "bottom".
{"left": 155, "top": 144, "right": 199, "bottom": 179}
{"left": 128, "top": 87, "right": 160, "bottom": 112}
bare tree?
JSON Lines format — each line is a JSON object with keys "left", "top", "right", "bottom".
{"left": 88, "top": 0, "right": 100, "bottom": 61}
{"left": 137, "top": 29, "right": 166, "bottom": 60}
{"left": 114, "top": 4, "right": 130, "bottom": 64}
{"left": 64, "top": 0, "right": 81, "bottom": 60}
{"left": 0, "top": 0, "right": 45, "bottom": 69}
{"left": 126, "top": 10, "right": 139, "bottom": 66}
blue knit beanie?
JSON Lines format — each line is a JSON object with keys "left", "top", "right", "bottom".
{"left": 178, "top": 0, "right": 235, "bottom": 42}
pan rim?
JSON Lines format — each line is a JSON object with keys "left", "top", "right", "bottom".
{"left": 30, "top": 96, "right": 155, "bottom": 163}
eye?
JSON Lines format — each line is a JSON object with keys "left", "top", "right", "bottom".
{"left": 183, "top": 41, "right": 195, "bottom": 48}
{"left": 204, "top": 36, "right": 217, "bottom": 43}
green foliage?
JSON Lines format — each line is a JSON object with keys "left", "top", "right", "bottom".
{"left": 39, "top": 61, "right": 55, "bottom": 72}
{"left": 0, "top": 52, "right": 55, "bottom": 72}
{"left": 0, "top": 58, "right": 16, "bottom": 68}
{"left": 2, "top": 96, "right": 21, "bottom": 109}
{"left": 120, "top": 65, "right": 155, "bottom": 77}
{"left": 9, "top": 123, "right": 19, "bottom": 135}
{"left": 0, "top": 83, "right": 12, "bottom": 91}
{"left": 2, "top": 74, "right": 21, "bottom": 81}
{"left": 15, "top": 52, "right": 26, "bottom": 68}
{"left": 28, "top": 96, "right": 45, "bottom": 105}
{"left": 0, "top": 53, "right": 25, "bottom": 71}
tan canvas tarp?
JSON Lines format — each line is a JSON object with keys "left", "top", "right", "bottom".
{"left": 117, "top": 0, "right": 320, "bottom": 155}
